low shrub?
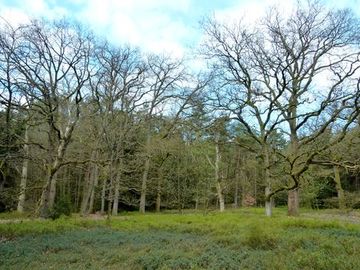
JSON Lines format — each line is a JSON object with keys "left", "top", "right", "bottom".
{"left": 49, "top": 197, "right": 72, "bottom": 220}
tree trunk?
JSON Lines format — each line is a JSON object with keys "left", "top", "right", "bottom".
{"left": 80, "top": 164, "right": 92, "bottom": 215}
{"left": 75, "top": 173, "right": 82, "bottom": 210}
{"left": 288, "top": 93, "right": 300, "bottom": 217}
{"left": 156, "top": 175, "right": 162, "bottom": 212}
{"left": 17, "top": 125, "right": 29, "bottom": 213}
{"left": 38, "top": 169, "right": 57, "bottom": 217}
{"left": 106, "top": 157, "right": 115, "bottom": 215}
{"left": 39, "top": 182, "right": 51, "bottom": 217}
{"left": 139, "top": 156, "right": 150, "bottom": 213}
{"left": 101, "top": 162, "right": 112, "bottom": 215}
{"left": 100, "top": 177, "right": 106, "bottom": 214}
{"left": 49, "top": 173, "right": 57, "bottom": 208}
{"left": 215, "top": 139, "right": 225, "bottom": 212}
{"left": 288, "top": 188, "right": 299, "bottom": 216}
{"left": 139, "top": 132, "right": 151, "bottom": 214}
{"left": 107, "top": 178, "right": 113, "bottom": 215}
{"left": 80, "top": 151, "right": 98, "bottom": 215}
{"left": 263, "top": 145, "right": 273, "bottom": 216}
{"left": 234, "top": 176, "right": 239, "bottom": 208}
{"left": 195, "top": 195, "right": 199, "bottom": 210}
{"left": 112, "top": 149, "right": 125, "bottom": 215}
{"left": 112, "top": 170, "right": 121, "bottom": 215}
{"left": 265, "top": 187, "right": 274, "bottom": 217}
{"left": 334, "top": 165, "right": 345, "bottom": 210}
{"left": 234, "top": 148, "right": 241, "bottom": 208}
{"left": 217, "top": 182, "right": 225, "bottom": 212}
{"left": 88, "top": 163, "right": 98, "bottom": 214}
{"left": 38, "top": 124, "right": 77, "bottom": 218}
{"left": 156, "top": 189, "right": 161, "bottom": 212}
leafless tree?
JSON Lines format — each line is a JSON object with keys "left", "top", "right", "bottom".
{"left": 201, "top": 1, "right": 360, "bottom": 216}
{"left": 88, "top": 42, "right": 147, "bottom": 215}
{"left": 138, "top": 54, "right": 208, "bottom": 213}
{"left": 8, "top": 20, "right": 93, "bottom": 217}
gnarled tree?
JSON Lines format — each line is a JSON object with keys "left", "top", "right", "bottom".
{"left": 202, "top": 1, "right": 360, "bottom": 216}
{"left": 8, "top": 20, "right": 92, "bottom": 217}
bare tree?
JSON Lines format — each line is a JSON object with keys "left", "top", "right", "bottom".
{"left": 202, "top": 1, "right": 360, "bottom": 216}
{"left": 201, "top": 16, "right": 284, "bottom": 216}
{"left": 138, "top": 54, "right": 209, "bottom": 213}
{"left": 0, "top": 20, "right": 21, "bottom": 206}
{"left": 8, "top": 20, "right": 92, "bottom": 217}
{"left": 89, "top": 42, "right": 146, "bottom": 215}
{"left": 0, "top": 20, "right": 17, "bottom": 149}
{"left": 16, "top": 124, "right": 29, "bottom": 212}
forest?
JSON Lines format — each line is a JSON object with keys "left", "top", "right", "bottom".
{"left": 2, "top": 1, "right": 360, "bottom": 269}
{"left": 1, "top": 1, "right": 360, "bottom": 220}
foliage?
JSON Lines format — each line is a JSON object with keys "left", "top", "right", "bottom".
{"left": 48, "top": 196, "right": 73, "bottom": 220}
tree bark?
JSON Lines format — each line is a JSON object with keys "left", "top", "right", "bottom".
{"left": 75, "top": 172, "right": 82, "bottom": 210}
{"left": 139, "top": 156, "right": 150, "bottom": 213}
{"left": 215, "top": 138, "right": 225, "bottom": 212}
{"left": 139, "top": 132, "right": 151, "bottom": 214}
{"left": 195, "top": 195, "right": 199, "bottom": 210}
{"left": 288, "top": 188, "right": 299, "bottom": 216}
{"left": 112, "top": 169, "right": 122, "bottom": 215}
{"left": 156, "top": 189, "right": 161, "bottom": 212}
{"left": 80, "top": 164, "right": 92, "bottom": 215}
{"left": 100, "top": 177, "right": 106, "bottom": 214}
{"left": 263, "top": 145, "right": 273, "bottom": 216}
{"left": 17, "top": 125, "right": 29, "bottom": 213}
{"left": 80, "top": 151, "right": 98, "bottom": 215}
{"left": 234, "top": 179, "right": 239, "bottom": 208}
{"left": 49, "top": 173, "right": 57, "bottom": 209}
{"left": 216, "top": 182, "right": 225, "bottom": 212}
{"left": 287, "top": 93, "right": 300, "bottom": 216}
{"left": 265, "top": 187, "right": 274, "bottom": 217}
{"left": 155, "top": 169, "right": 163, "bottom": 212}
{"left": 333, "top": 165, "right": 345, "bottom": 210}
{"left": 234, "top": 147, "right": 241, "bottom": 208}
{"left": 88, "top": 163, "right": 98, "bottom": 214}
{"left": 38, "top": 169, "right": 57, "bottom": 217}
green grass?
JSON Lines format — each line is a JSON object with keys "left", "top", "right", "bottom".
{"left": 1, "top": 208, "right": 360, "bottom": 269}
{"left": 0, "top": 215, "right": 107, "bottom": 238}
{"left": 0, "top": 211, "right": 33, "bottom": 220}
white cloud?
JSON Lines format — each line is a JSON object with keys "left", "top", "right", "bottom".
{"left": 214, "top": 0, "right": 295, "bottom": 25}
{"left": 0, "top": 8, "right": 30, "bottom": 26}
{"left": 0, "top": 0, "right": 359, "bottom": 60}
{"left": 74, "top": 0, "right": 193, "bottom": 58}
{"left": 0, "top": 0, "right": 193, "bottom": 58}
{"left": 0, "top": 0, "right": 68, "bottom": 26}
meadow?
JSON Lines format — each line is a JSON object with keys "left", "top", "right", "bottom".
{"left": 1, "top": 208, "right": 360, "bottom": 270}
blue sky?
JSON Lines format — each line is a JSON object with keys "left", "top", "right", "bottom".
{"left": 0, "top": 0, "right": 359, "bottom": 58}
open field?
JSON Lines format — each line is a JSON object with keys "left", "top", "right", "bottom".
{"left": 1, "top": 208, "right": 360, "bottom": 270}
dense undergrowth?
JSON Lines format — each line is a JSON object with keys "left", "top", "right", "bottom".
{"left": 1, "top": 208, "right": 360, "bottom": 269}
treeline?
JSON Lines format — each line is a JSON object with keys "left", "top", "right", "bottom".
{"left": 1, "top": 1, "right": 360, "bottom": 218}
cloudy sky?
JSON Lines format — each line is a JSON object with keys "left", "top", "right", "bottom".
{"left": 0, "top": 0, "right": 359, "bottom": 58}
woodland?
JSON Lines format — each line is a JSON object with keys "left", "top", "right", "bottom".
{"left": 1, "top": 0, "right": 360, "bottom": 220}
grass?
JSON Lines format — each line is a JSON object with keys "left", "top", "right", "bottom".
{"left": 1, "top": 208, "right": 360, "bottom": 269}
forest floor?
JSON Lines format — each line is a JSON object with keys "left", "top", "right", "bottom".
{"left": 1, "top": 208, "right": 360, "bottom": 269}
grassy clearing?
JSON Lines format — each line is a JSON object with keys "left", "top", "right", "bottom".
{"left": 1, "top": 208, "right": 360, "bottom": 269}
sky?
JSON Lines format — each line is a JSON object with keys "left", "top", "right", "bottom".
{"left": 0, "top": 0, "right": 359, "bottom": 58}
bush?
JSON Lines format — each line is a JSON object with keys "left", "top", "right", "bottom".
{"left": 322, "top": 197, "right": 339, "bottom": 209}
{"left": 274, "top": 191, "right": 288, "bottom": 206}
{"left": 49, "top": 197, "right": 72, "bottom": 220}
{"left": 345, "top": 192, "right": 360, "bottom": 209}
